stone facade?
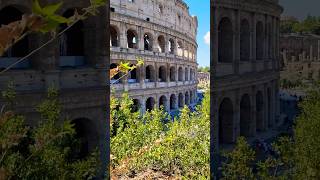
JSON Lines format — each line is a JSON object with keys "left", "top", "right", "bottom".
{"left": 110, "top": 0, "right": 198, "bottom": 113}
{"left": 0, "top": 0, "right": 108, "bottom": 177}
{"left": 280, "top": 33, "right": 320, "bottom": 81}
{"left": 211, "top": 0, "right": 283, "bottom": 147}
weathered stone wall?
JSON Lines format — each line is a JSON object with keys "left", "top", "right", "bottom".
{"left": 0, "top": 0, "right": 108, "bottom": 177}
{"left": 110, "top": 0, "right": 198, "bottom": 113}
{"left": 211, "top": 0, "right": 282, "bottom": 148}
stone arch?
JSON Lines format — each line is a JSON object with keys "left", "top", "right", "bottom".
{"left": 240, "top": 19, "right": 250, "bottom": 61}
{"left": 71, "top": 118, "right": 98, "bottom": 159}
{"left": 0, "top": 6, "right": 29, "bottom": 57}
{"left": 145, "top": 65, "right": 155, "bottom": 82}
{"left": 170, "top": 94, "right": 177, "bottom": 110}
{"left": 127, "top": 29, "right": 138, "bottom": 49}
{"left": 170, "top": 66, "right": 176, "bottom": 81}
{"left": 158, "top": 35, "right": 165, "bottom": 53}
{"left": 256, "top": 91, "right": 264, "bottom": 131}
{"left": 256, "top": 21, "right": 264, "bottom": 60}
{"left": 178, "top": 93, "right": 184, "bottom": 108}
{"left": 158, "top": 65, "right": 167, "bottom": 82}
{"left": 128, "top": 64, "right": 139, "bottom": 83}
{"left": 131, "top": 99, "right": 140, "bottom": 112}
{"left": 146, "top": 97, "right": 155, "bottom": 111}
{"left": 168, "top": 38, "right": 175, "bottom": 54}
{"left": 159, "top": 95, "right": 167, "bottom": 110}
{"left": 185, "top": 67, "right": 189, "bottom": 81}
{"left": 60, "top": 8, "right": 84, "bottom": 56}
{"left": 144, "top": 33, "right": 153, "bottom": 51}
{"left": 178, "top": 67, "right": 183, "bottom": 81}
{"left": 219, "top": 98, "right": 234, "bottom": 144}
{"left": 218, "top": 17, "right": 233, "bottom": 63}
{"left": 240, "top": 94, "right": 251, "bottom": 137}
{"left": 185, "top": 91, "right": 190, "bottom": 105}
{"left": 110, "top": 25, "right": 119, "bottom": 47}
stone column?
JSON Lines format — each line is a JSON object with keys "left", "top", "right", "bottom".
{"left": 234, "top": 89, "right": 241, "bottom": 140}
{"left": 120, "top": 24, "right": 127, "bottom": 48}
{"left": 140, "top": 63, "right": 145, "bottom": 88}
{"left": 263, "top": 84, "right": 268, "bottom": 131}
{"left": 166, "top": 63, "right": 170, "bottom": 83}
{"left": 140, "top": 98, "right": 146, "bottom": 115}
{"left": 234, "top": 9, "right": 240, "bottom": 75}
{"left": 251, "top": 13, "right": 257, "bottom": 72}
{"left": 153, "top": 32, "right": 159, "bottom": 53}
{"left": 138, "top": 27, "right": 144, "bottom": 51}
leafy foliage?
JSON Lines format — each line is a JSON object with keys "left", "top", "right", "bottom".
{"left": 111, "top": 92, "right": 210, "bottom": 179}
{"left": 0, "top": 86, "right": 99, "bottom": 179}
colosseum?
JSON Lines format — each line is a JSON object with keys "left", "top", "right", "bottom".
{"left": 0, "top": 0, "right": 108, "bottom": 177}
{"left": 110, "top": 0, "right": 198, "bottom": 114}
{"left": 211, "top": 0, "right": 283, "bottom": 149}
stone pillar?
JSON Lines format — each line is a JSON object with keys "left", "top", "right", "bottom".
{"left": 153, "top": 32, "right": 159, "bottom": 53}
{"left": 166, "top": 63, "right": 170, "bottom": 83}
{"left": 234, "top": 9, "right": 240, "bottom": 75}
{"left": 234, "top": 89, "right": 241, "bottom": 140}
{"left": 166, "top": 95, "right": 170, "bottom": 112}
{"left": 175, "top": 64, "right": 179, "bottom": 83}
{"left": 120, "top": 24, "right": 127, "bottom": 48}
{"left": 140, "top": 63, "right": 145, "bottom": 88}
{"left": 310, "top": 45, "right": 313, "bottom": 61}
{"left": 140, "top": 98, "right": 146, "bottom": 115}
{"left": 138, "top": 27, "right": 144, "bottom": 51}
{"left": 263, "top": 84, "right": 268, "bottom": 131}
{"left": 251, "top": 13, "right": 257, "bottom": 72}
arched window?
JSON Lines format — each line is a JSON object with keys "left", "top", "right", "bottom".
{"left": 170, "top": 94, "right": 177, "bottom": 110}
{"left": 127, "top": 29, "right": 138, "bottom": 49}
{"left": 110, "top": 26, "right": 119, "bottom": 47}
{"left": 240, "top": 19, "right": 250, "bottom": 61}
{"left": 145, "top": 65, "right": 155, "bottom": 82}
{"left": 178, "top": 93, "right": 184, "bottom": 108}
{"left": 146, "top": 97, "right": 155, "bottom": 111}
{"left": 256, "top": 91, "right": 264, "bottom": 131}
{"left": 131, "top": 99, "right": 140, "bottom": 112}
{"left": 159, "top": 96, "right": 167, "bottom": 110}
{"left": 240, "top": 94, "right": 251, "bottom": 137}
{"left": 219, "top": 98, "right": 234, "bottom": 144}
{"left": 128, "top": 64, "right": 139, "bottom": 83}
{"left": 185, "top": 67, "right": 189, "bottom": 81}
{"left": 168, "top": 39, "right": 175, "bottom": 54}
{"left": 256, "top": 21, "right": 264, "bottom": 60}
{"left": 144, "top": 33, "right": 152, "bottom": 51}
{"left": 60, "top": 9, "right": 84, "bottom": 56}
{"left": 178, "top": 67, "right": 183, "bottom": 81}
{"left": 170, "top": 66, "right": 176, "bottom": 82}
{"left": 218, "top": 17, "right": 233, "bottom": 63}
{"left": 158, "top": 35, "right": 165, "bottom": 53}
{"left": 0, "top": 6, "right": 29, "bottom": 58}
{"left": 158, "top": 66, "right": 166, "bottom": 82}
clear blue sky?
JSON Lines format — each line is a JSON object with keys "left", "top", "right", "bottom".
{"left": 184, "top": 0, "right": 210, "bottom": 67}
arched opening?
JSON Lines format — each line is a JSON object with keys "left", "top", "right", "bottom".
{"left": 127, "top": 29, "right": 138, "bottom": 49}
{"left": 240, "top": 19, "right": 250, "bottom": 61}
{"left": 146, "top": 97, "right": 155, "bottom": 111}
{"left": 144, "top": 33, "right": 152, "bottom": 51}
{"left": 158, "top": 66, "right": 166, "bottom": 82}
{"left": 256, "top": 91, "right": 264, "bottom": 132}
{"left": 158, "top": 35, "right": 165, "bottom": 53}
{"left": 256, "top": 21, "right": 264, "bottom": 60}
{"left": 168, "top": 38, "right": 175, "bottom": 54}
{"left": 178, "top": 67, "right": 183, "bottom": 81}
{"left": 159, "top": 96, "right": 167, "bottom": 110}
{"left": 128, "top": 64, "right": 139, "bottom": 83}
{"left": 178, "top": 93, "right": 184, "bottom": 108}
{"left": 71, "top": 118, "right": 98, "bottom": 159}
{"left": 185, "top": 92, "right": 189, "bottom": 105}
{"left": 185, "top": 67, "right": 189, "bottom": 81}
{"left": 110, "top": 25, "right": 119, "bottom": 47}
{"left": 240, "top": 94, "right": 251, "bottom": 137}
{"left": 190, "top": 69, "right": 194, "bottom": 81}
{"left": 170, "top": 66, "right": 176, "bottom": 82}
{"left": 0, "top": 6, "right": 29, "bottom": 58}
{"left": 131, "top": 99, "right": 140, "bottom": 112}
{"left": 219, "top": 98, "right": 234, "bottom": 144}
{"left": 218, "top": 17, "right": 233, "bottom": 63}
{"left": 145, "top": 65, "right": 155, "bottom": 82}
{"left": 177, "top": 41, "right": 183, "bottom": 56}
{"left": 110, "top": 63, "right": 121, "bottom": 84}
{"left": 170, "top": 94, "right": 177, "bottom": 110}
{"left": 60, "top": 9, "right": 84, "bottom": 56}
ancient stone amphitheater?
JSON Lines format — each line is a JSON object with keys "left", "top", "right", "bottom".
{"left": 110, "top": 0, "right": 198, "bottom": 114}
{"left": 211, "top": 0, "right": 283, "bottom": 147}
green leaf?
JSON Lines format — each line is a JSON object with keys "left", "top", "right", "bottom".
{"left": 32, "top": 0, "right": 43, "bottom": 15}
{"left": 91, "top": 0, "right": 107, "bottom": 6}
{"left": 48, "top": 15, "right": 71, "bottom": 24}
{"left": 42, "top": 2, "right": 63, "bottom": 15}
